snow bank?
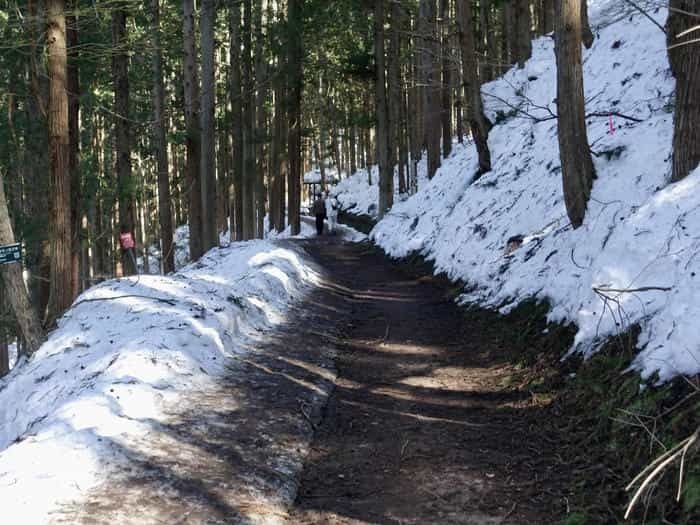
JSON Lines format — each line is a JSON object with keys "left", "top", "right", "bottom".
{"left": 369, "top": 7, "right": 699, "bottom": 382}
{"left": 0, "top": 240, "right": 321, "bottom": 520}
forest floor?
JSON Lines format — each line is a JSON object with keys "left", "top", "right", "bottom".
{"left": 287, "top": 238, "right": 572, "bottom": 524}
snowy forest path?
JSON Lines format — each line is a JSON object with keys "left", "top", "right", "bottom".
{"left": 289, "top": 239, "right": 569, "bottom": 524}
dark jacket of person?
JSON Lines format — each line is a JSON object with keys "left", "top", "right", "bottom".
{"left": 312, "top": 197, "right": 326, "bottom": 216}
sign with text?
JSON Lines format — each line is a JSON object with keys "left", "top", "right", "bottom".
{"left": 0, "top": 243, "right": 21, "bottom": 265}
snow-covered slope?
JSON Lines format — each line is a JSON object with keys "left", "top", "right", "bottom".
{"left": 365, "top": 7, "right": 699, "bottom": 382}
{"left": 0, "top": 240, "right": 321, "bottom": 520}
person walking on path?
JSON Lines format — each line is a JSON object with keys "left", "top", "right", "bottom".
{"left": 312, "top": 193, "right": 326, "bottom": 236}
{"left": 325, "top": 191, "right": 339, "bottom": 235}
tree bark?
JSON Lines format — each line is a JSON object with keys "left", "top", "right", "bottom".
{"left": 242, "top": 0, "right": 256, "bottom": 239}
{"left": 375, "top": 0, "right": 393, "bottom": 217}
{"left": 151, "top": 0, "right": 175, "bottom": 273}
{"left": 542, "top": 0, "right": 555, "bottom": 34}
{"left": 25, "top": 0, "right": 51, "bottom": 320}
{"left": 229, "top": 0, "right": 244, "bottom": 241}
{"left": 113, "top": 4, "right": 136, "bottom": 276}
{"left": 67, "top": 4, "right": 81, "bottom": 298}
{"left": 555, "top": 0, "right": 595, "bottom": 228}
{"left": 287, "top": 0, "right": 303, "bottom": 235}
{"left": 419, "top": 0, "right": 441, "bottom": 179}
{"left": 200, "top": 0, "right": 218, "bottom": 250}
{"left": 516, "top": 0, "right": 532, "bottom": 67}
{"left": 440, "top": 0, "right": 452, "bottom": 158}
{"left": 503, "top": 1, "right": 516, "bottom": 66}
{"left": 254, "top": 0, "right": 267, "bottom": 238}
{"left": 46, "top": 0, "right": 73, "bottom": 325}
{"left": 581, "top": 0, "right": 594, "bottom": 49}
{"left": 667, "top": 0, "right": 700, "bottom": 182}
{"left": 183, "top": 0, "right": 203, "bottom": 259}
{"left": 0, "top": 174, "right": 46, "bottom": 354}
{"left": 408, "top": 20, "right": 422, "bottom": 193}
{"left": 389, "top": 2, "right": 402, "bottom": 176}
{"left": 456, "top": 0, "right": 492, "bottom": 177}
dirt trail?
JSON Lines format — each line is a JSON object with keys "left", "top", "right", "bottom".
{"left": 50, "top": 235, "right": 569, "bottom": 524}
{"left": 289, "top": 239, "right": 568, "bottom": 524}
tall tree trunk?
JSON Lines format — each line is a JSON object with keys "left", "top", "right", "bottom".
{"left": 503, "top": 1, "right": 516, "bottom": 66}
{"left": 440, "top": 0, "right": 452, "bottom": 158}
{"left": 667, "top": 1, "right": 699, "bottom": 182}
{"left": 0, "top": 174, "right": 45, "bottom": 354}
{"left": 419, "top": 0, "right": 441, "bottom": 179}
{"left": 350, "top": 124, "right": 358, "bottom": 175}
{"left": 200, "top": 0, "right": 218, "bottom": 250}
{"left": 398, "top": 65, "right": 409, "bottom": 194}
{"left": 67, "top": 4, "right": 81, "bottom": 298}
{"left": 25, "top": 0, "right": 51, "bottom": 319}
{"left": 516, "top": 0, "right": 533, "bottom": 67}
{"left": 541, "top": 0, "right": 555, "bottom": 34}
{"left": 270, "top": 73, "right": 283, "bottom": 232}
{"left": 278, "top": 92, "right": 288, "bottom": 233}
{"left": 183, "top": 0, "right": 203, "bottom": 260}
{"left": 375, "top": 0, "right": 393, "bottom": 217}
{"left": 242, "top": 0, "right": 256, "bottom": 239}
{"left": 229, "top": 0, "right": 244, "bottom": 241}
{"left": 113, "top": 4, "right": 135, "bottom": 276}
{"left": 254, "top": 0, "right": 266, "bottom": 238}
{"left": 287, "top": 0, "right": 303, "bottom": 235}
{"left": 389, "top": 3, "right": 402, "bottom": 176}
{"left": 456, "top": 0, "right": 492, "bottom": 177}
{"left": 151, "top": 0, "right": 174, "bottom": 273}
{"left": 409, "top": 22, "right": 422, "bottom": 193}
{"left": 581, "top": 0, "right": 594, "bottom": 49}
{"left": 555, "top": 0, "right": 595, "bottom": 228}
{"left": 46, "top": 0, "right": 73, "bottom": 325}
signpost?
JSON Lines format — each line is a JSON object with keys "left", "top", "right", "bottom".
{"left": 0, "top": 243, "right": 21, "bottom": 265}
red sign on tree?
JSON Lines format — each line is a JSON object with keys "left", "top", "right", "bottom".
{"left": 119, "top": 232, "right": 135, "bottom": 250}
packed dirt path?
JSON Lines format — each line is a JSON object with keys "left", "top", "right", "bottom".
{"left": 290, "top": 238, "right": 569, "bottom": 524}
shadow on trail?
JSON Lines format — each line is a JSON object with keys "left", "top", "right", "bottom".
{"left": 290, "top": 239, "right": 569, "bottom": 525}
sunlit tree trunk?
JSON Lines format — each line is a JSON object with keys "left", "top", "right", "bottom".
{"left": 151, "top": 0, "right": 174, "bottom": 273}
{"left": 375, "top": 0, "right": 393, "bottom": 216}
{"left": 440, "top": 0, "right": 452, "bottom": 158}
{"left": 456, "top": 0, "right": 492, "bottom": 177}
{"left": 287, "top": 0, "right": 303, "bottom": 234}
{"left": 113, "top": 3, "right": 135, "bottom": 275}
{"left": 229, "top": 0, "right": 244, "bottom": 241}
{"left": 183, "top": 0, "right": 203, "bottom": 259}
{"left": 67, "top": 3, "right": 81, "bottom": 297}
{"left": 581, "top": 0, "right": 594, "bottom": 49}
{"left": 254, "top": 0, "right": 267, "bottom": 238}
{"left": 46, "top": 0, "right": 73, "bottom": 325}
{"left": 0, "top": 173, "right": 45, "bottom": 354}
{"left": 667, "top": 0, "right": 700, "bottom": 182}
{"left": 555, "top": 0, "right": 595, "bottom": 228}
{"left": 200, "top": 0, "right": 218, "bottom": 250}
{"left": 419, "top": 0, "right": 441, "bottom": 179}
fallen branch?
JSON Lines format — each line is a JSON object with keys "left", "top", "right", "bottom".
{"left": 587, "top": 111, "right": 644, "bottom": 123}
{"left": 593, "top": 285, "right": 672, "bottom": 294}
{"left": 624, "top": 428, "right": 699, "bottom": 519}
{"left": 72, "top": 294, "right": 178, "bottom": 308}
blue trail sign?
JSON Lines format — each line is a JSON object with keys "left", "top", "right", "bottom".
{"left": 0, "top": 243, "right": 22, "bottom": 265}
